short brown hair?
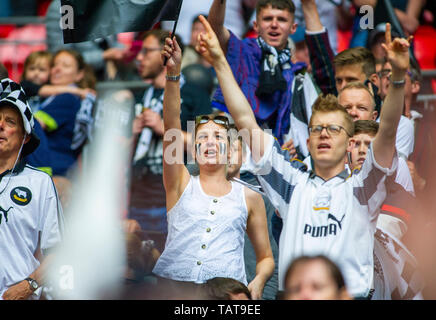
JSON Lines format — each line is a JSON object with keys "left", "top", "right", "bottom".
{"left": 309, "top": 94, "right": 354, "bottom": 136}
{"left": 22, "top": 50, "right": 52, "bottom": 82}
{"left": 204, "top": 277, "right": 252, "bottom": 300}
{"left": 339, "top": 81, "right": 376, "bottom": 111}
{"left": 334, "top": 47, "right": 376, "bottom": 78}
{"left": 284, "top": 255, "right": 346, "bottom": 292}
{"left": 142, "top": 30, "right": 184, "bottom": 54}
{"left": 52, "top": 49, "right": 95, "bottom": 89}
{"left": 256, "top": 0, "right": 295, "bottom": 16}
{"left": 354, "top": 120, "right": 379, "bottom": 137}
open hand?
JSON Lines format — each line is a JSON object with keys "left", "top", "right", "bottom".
{"left": 195, "top": 15, "right": 225, "bottom": 65}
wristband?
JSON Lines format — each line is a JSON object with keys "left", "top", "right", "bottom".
{"left": 391, "top": 79, "right": 405, "bottom": 88}
{"left": 166, "top": 74, "right": 181, "bottom": 81}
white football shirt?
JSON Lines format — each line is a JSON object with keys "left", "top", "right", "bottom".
{"left": 0, "top": 164, "right": 63, "bottom": 298}
{"left": 247, "top": 134, "right": 397, "bottom": 297}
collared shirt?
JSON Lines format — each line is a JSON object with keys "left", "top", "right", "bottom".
{"left": 247, "top": 134, "right": 397, "bottom": 297}
{"left": 0, "top": 162, "right": 63, "bottom": 298}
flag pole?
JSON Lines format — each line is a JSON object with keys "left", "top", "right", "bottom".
{"left": 163, "top": 0, "right": 183, "bottom": 66}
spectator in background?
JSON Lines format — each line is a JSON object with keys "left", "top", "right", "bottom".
{"left": 45, "top": 0, "right": 127, "bottom": 81}
{"left": 302, "top": 0, "right": 415, "bottom": 160}
{"left": 161, "top": 0, "right": 257, "bottom": 46}
{"left": 367, "top": 23, "right": 402, "bottom": 61}
{"left": 373, "top": 0, "right": 426, "bottom": 37}
{"left": 209, "top": 0, "right": 319, "bottom": 159}
{"left": 293, "top": 0, "right": 352, "bottom": 54}
{"left": 282, "top": 255, "right": 351, "bottom": 300}
{"left": 181, "top": 15, "right": 212, "bottom": 69}
{"left": 204, "top": 277, "right": 252, "bottom": 300}
{"left": 34, "top": 49, "right": 94, "bottom": 177}
{"left": 21, "top": 51, "right": 96, "bottom": 113}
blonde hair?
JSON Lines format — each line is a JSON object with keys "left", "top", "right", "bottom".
{"left": 309, "top": 94, "right": 354, "bottom": 136}
{"left": 22, "top": 51, "right": 53, "bottom": 82}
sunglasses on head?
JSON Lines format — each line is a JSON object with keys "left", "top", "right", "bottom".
{"left": 195, "top": 115, "right": 230, "bottom": 129}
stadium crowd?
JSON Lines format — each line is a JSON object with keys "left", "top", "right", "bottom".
{"left": 1, "top": 0, "right": 436, "bottom": 301}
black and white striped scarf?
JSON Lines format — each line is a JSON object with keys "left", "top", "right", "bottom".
{"left": 256, "top": 37, "right": 292, "bottom": 97}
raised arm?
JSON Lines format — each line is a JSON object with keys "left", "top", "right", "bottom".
{"left": 373, "top": 23, "right": 411, "bottom": 168}
{"left": 208, "top": 0, "right": 231, "bottom": 55}
{"left": 196, "top": 15, "right": 268, "bottom": 162}
{"left": 301, "top": 0, "right": 336, "bottom": 95}
{"left": 161, "top": 37, "right": 190, "bottom": 210}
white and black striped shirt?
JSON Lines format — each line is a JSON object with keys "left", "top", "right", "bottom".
{"left": 247, "top": 134, "right": 398, "bottom": 297}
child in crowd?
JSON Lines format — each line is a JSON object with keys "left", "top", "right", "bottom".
{"left": 21, "top": 50, "right": 95, "bottom": 111}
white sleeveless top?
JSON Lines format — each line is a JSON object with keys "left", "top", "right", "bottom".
{"left": 153, "top": 175, "right": 248, "bottom": 284}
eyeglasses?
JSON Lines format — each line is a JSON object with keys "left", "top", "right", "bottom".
{"left": 377, "top": 69, "right": 412, "bottom": 81}
{"left": 138, "top": 47, "right": 162, "bottom": 56}
{"left": 195, "top": 115, "right": 230, "bottom": 129}
{"left": 309, "top": 124, "right": 351, "bottom": 137}
{"left": 377, "top": 69, "right": 391, "bottom": 79}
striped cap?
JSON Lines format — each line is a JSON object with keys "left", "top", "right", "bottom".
{"left": 0, "top": 78, "right": 40, "bottom": 156}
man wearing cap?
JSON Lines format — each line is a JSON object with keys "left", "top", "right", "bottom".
{"left": 0, "top": 79, "right": 63, "bottom": 300}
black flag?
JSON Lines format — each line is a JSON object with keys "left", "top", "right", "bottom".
{"left": 60, "top": 0, "right": 183, "bottom": 44}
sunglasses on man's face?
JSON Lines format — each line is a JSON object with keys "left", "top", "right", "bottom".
{"left": 195, "top": 115, "right": 230, "bottom": 128}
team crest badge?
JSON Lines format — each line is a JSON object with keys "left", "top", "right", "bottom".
{"left": 313, "top": 187, "right": 331, "bottom": 213}
{"left": 10, "top": 187, "right": 32, "bottom": 206}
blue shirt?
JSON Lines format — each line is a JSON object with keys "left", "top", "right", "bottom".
{"left": 35, "top": 93, "right": 81, "bottom": 176}
{"left": 212, "top": 32, "right": 305, "bottom": 143}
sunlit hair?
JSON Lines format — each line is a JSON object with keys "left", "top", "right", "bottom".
{"left": 309, "top": 94, "right": 355, "bottom": 136}
{"left": 22, "top": 50, "right": 53, "bottom": 82}
{"left": 339, "top": 81, "right": 376, "bottom": 111}
{"left": 284, "top": 255, "right": 346, "bottom": 292}
{"left": 256, "top": 0, "right": 295, "bottom": 16}
{"left": 354, "top": 120, "right": 379, "bottom": 137}
{"left": 204, "top": 277, "right": 252, "bottom": 300}
{"left": 334, "top": 47, "right": 376, "bottom": 78}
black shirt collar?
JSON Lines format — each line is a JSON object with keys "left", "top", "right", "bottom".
{"left": 309, "top": 168, "right": 349, "bottom": 181}
{"left": 0, "top": 160, "right": 26, "bottom": 180}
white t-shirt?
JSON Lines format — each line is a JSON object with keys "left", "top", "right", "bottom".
{"left": 247, "top": 134, "right": 397, "bottom": 297}
{"left": 0, "top": 164, "right": 63, "bottom": 299}
{"left": 376, "top": 115, "right": 415, "bottom": 159}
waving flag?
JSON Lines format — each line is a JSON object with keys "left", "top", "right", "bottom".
{"left": 61, "top": 0, "right": 183, "bottom": 44}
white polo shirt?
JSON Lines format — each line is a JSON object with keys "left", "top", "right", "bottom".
{"left": 247, "top": 134, "right": 397, "bottom": 297}
{"left": 0, "top": 163, "right": 63, "bottom": 298}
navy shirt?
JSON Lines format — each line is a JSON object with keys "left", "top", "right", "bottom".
{"left": 35, "top": 93, "right": 81, "bottom": 176}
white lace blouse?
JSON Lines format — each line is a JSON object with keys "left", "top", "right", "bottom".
{"left": 153, "top": 175, "right": 248, "bottom": 284}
